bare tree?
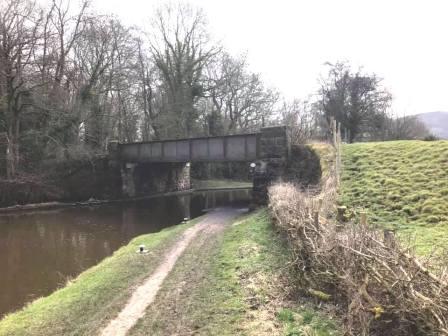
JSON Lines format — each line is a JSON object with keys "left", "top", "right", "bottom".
{"left": 0, "top": 0, "right": 43, "bottom": 178}
{"left": 135, "top": 37, "right": 162, "bottom": 140}
{"left": 36, "top": 0, "right": 89, "bottom": 156}
{"left": 279, "top": 98, "right": 319, "bottom": 144}
{"left": 150, "top": 3, "right": 218, "bottom": 138}
{"left": 73, "top": 16, "right": 117, "bottom": 149}
{"left": 51, "top": 0, "right": 88, "bottom": 89}
{"left": 107, "top": 21, "right": 141, "bottom": 144}
{"left": 385, "top": 114, "right": 430, "bottom": 140}
{"left": 204, "top": 53, "right": 278, "bottom": 135}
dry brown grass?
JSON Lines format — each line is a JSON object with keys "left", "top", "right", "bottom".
{"left": 269, "top": 167, "right": 448, "bottom": 335}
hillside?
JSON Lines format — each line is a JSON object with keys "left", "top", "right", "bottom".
{"left": 340, "top": 140, "right": 448, "bottom": 254}
{"left": 416, "top": 111, "right": 448, "bottom": 139}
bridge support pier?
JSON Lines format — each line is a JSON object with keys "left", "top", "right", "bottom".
{"left": 121, "top": 163, "right": 137, "bottom": 197}
{"left": 252, "top": 126, "right": 290, "bottom": 204}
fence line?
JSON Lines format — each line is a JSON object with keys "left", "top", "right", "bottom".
{"left": 330, "top": 117, "right": 342, "bottom": 186}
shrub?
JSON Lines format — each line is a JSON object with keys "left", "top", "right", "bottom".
{"left": 269, "top": 180, "right": 448, "bottom": 335}
{"left": 423, "top": 135, "right": 439, "bottom": 141}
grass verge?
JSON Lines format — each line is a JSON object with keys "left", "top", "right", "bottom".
{"left": 0, "top": 218, "right": 200, "bottom": 336}
{"left": 192, "top": 179, "right": 252, "bottom": 189}
{"left": 130, "top": 209, "right": 338, "bottom": 335}
{"left": 194, "top": 209, "right": 338, "bottom": 335}
{"left": 307, "top": 143, "right": 336, "bottom": 178}
{"left": 340, "top": 140, "right": 448, "bottom": 253}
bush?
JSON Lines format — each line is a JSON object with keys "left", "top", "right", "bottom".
{"left": 0, "top": 174, "right": 63, "bottom": 206}
{"left": 269, "top": 179, "right": 448, "bottom": 335}
{"left": 423, "top": 134, "right": 439, "bottom": 141}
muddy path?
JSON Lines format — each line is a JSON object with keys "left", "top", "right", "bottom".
{"left": 100, "top": 207, "right": 244, "bottom": 336}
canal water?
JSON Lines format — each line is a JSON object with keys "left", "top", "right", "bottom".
{"left": 0, "top": 188, "right": 251, "bottom": 318}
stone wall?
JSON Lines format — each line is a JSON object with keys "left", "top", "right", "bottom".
{"left": 253, "top": 126, "right": 290, "bottom": 204}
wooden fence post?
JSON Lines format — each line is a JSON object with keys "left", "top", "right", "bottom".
{"left": 318, "top": 197, "right": 323, "bottom": 210}
{"left": 383, "top": 229, "right": 396, "bottom": 248}
{"left": 329, "top": 116, "right": 342, "bottom": 186}
{"left": 360, "top": 211, "right": 367, "bottom": 226}
{"left": 313, "top": 210, "right": 319, "bottom": 229}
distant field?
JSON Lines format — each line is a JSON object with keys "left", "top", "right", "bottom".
{"left": 340, "top": 140, "right": 448, "bottom": 254}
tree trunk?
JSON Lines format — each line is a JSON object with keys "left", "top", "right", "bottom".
{"left": 5, "top": 106, "right": 20, "bottom": 179}
{"left": 6, "top": 132, "right": 19, "bottom": 179}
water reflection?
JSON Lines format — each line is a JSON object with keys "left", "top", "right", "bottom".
{"left": 0, "top": 188, "right": 251, "bottom": 317}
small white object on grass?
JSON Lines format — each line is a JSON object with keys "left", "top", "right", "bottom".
{"left": 137, "top": 244, "right": 149, "bottom": 254}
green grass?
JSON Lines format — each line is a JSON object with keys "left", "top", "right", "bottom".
{"left": 277, "top": 308, "right": 337, "bottom": 336}
{"left": 177, "top": 209, "right": 339, "bottom": 335}
{"left": 0, "top": 218, "right": 199, "bottom": 336}
{"left": 192, "top": 179, "right": 252, "bottom": 189}
{"left": 340, "top": 140, "right": 448, "bottom": 254}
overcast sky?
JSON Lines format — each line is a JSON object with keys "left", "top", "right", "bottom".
{"left": 91, "top": 0, "right": 448, "bottom": 115}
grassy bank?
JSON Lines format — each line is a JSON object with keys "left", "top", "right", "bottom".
{"left": 190, "top": 210, "right": 338, "bottom": 335}
{"left": 340, "top": 140, "right": 448, "bottom": 253}
{"left": 130, "top": 209, "right": 338, "bottom": 335}
{"left": 192, "top": 179, "right": 252, "bottom": 189}
{"left": 0, "top": 219, "right": 198, "bottom": 336}
{"left": 308, "top": 143, "right": 336, "bottom": 177}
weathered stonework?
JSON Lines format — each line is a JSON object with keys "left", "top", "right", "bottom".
{"left": 252, "top": 126, "right": 290, "bottom": 204}
{"left": 121, "top": 163, "right": 137, "bottom": 197}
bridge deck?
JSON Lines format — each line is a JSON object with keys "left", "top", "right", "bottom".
{"left": 119, "top": 133, "right": 258, "bottom": 163}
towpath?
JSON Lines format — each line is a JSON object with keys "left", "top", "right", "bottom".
{"left": 100, "top": 208, "right": 243, "bottom": 336}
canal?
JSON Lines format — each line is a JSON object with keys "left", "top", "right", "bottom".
{"left": 0, "top": 188, "right": 251, "bottom": 318}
